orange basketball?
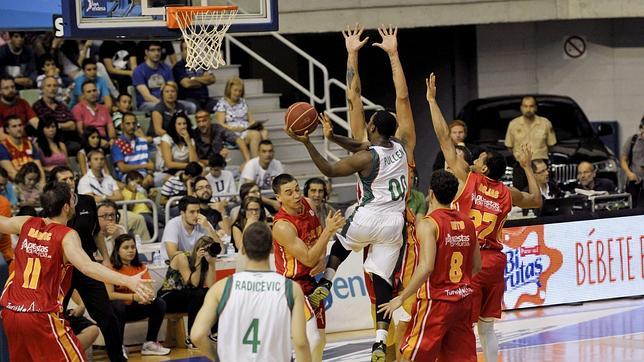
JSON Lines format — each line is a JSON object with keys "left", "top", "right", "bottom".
{"left": 285, "top": 102, "right": 318, "bottom": 136}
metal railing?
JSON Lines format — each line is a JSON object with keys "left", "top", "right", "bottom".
{"left": 115, "top": 199, "right": 159, "bottom": 244}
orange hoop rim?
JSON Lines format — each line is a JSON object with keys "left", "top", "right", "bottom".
{"left": 166, "top": 5, "right": 239, "bottom": 29}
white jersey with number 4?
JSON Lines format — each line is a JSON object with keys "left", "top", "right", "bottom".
{"left": 357, "top": 140, "right": 408, "bottom": 214}
{"left": 217, "top": 271, "right": 294, "bottom": 362}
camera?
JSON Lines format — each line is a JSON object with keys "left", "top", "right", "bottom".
{"left": 207, "top": 242, "right": 222, "bottom": 257}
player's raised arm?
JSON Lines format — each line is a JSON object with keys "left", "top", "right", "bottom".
{"left": 191, "top": 277, "right": 226, "bottom": 360}
{"left": 272, "top": 210, "right": 345, "bottom": 267}
{"left": 320, "top": 113, "right": 370, "bottom": 153}
{"left": 426, "top": 73, "right": 469, "bottom": 182}
{"left": 0, "top": 215, "right": 32, "bottom": 235}
{"left": 343, "top": 23, "right": 368, "bottom": 142}
{"left": 290, "top": 282, "right": 313, "bottom": 362}
{"left": 377, "top": 217, "right": 437, "bottom": 318}
{"left": 62, "top": 230, "right": 154, "bottom": 302}
{"left": 374, "top": 24, "right": 416, "bottom": 158}
{"left": 509, "top": 145, "right": 543, "bottom": 209}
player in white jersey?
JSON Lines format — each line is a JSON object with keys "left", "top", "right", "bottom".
{"left": 287, "top": 100, "right": 410, "bottom": 360}
{"left": 191, "top": 222, "right": 311, "bottom": 362}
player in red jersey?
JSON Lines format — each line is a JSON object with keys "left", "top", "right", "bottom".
{"left": 271, "top": 173, "right": 345, "bottom": 362}
{"left": 379, "top": 170, "right": 481, "bottom": 361}
{"left": 426, "top": 73, "right": 542, "bottom": 361}
{"left": 0, "top": 182, "right": 154, "bottom": 362}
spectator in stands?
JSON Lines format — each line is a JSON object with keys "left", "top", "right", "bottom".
{"left": 0, "top": 115, "right": 44, "bottom": 180}
{"left": 96, "top": 200, "right": 127, "bottom": 250}
{"left": 232, "top": 196, "right": 267, "bottom": 251}
{"left": 620, "top": 118, "right": 644, "bottom": 208}
{"left": 32, "top": 76, "right": 81, "bottom": 154}
{"left": 65, "top": 290, "right": 100, "bottom": 354}
{"left": 240, "top": 140, "right": 284, "bottom": 190}
{"left": 112, "top": 112, "right": 154, "bottom": 187}
{"left": 135, "top": 41, "right": 177, "bottom": 68}
{"left": 0, "top": 76, "right": 39, "bottom": 137}
{"left": 505, "top": 96, "right": 557, "bottom": 190}
{"left": 194, "top": 109, "right": 250, "bottom": 165}
{"left": 304, "top": 177, "right": 336, "bottom": 228}
{"left": 566, "top": 161, "right": 616, "bottom": 193}
{"left": 77, "top": 126, "right": 110, "bottom": 176}
{"left": 36, "top": 116, "right": 69, "bottom": 170}
{"left": 149, "top": 82, "right": 188, "bottom": 136}
{"left": 229, "top": 181, "right": 278, "bottom": 222}
{"left": 69, "top": 59, "right": 113, "bottom": 110}
{"left": 72, "top": 81, "right": 116, "bottom": 141}
{"left": 133, "top": 41, "right": 194, "bottom": 113}
{"left": 106, "top": 234, "right": 171, "bottom": 356}
{"left": 112, "top": 93, "right": 132, "bottom": 133}
{"left": 174, "top": 40, "right": 217, "bottom": 111}
{"left": 155, "top": 112, "right": 198, "bottom": 185}
{"left": 78, "top": 149, "right": 123, "bottom": 202}
{"left": 99, "top": 41, "right": 137, "bottom": 94}
{"left": 432, "top": 120, "right": 480, "bottom": 171}
{"left": 123, "top": 171, "right": 154, "bottom": 237}
{"left": 214, "top": 77, "right": 268, "bottom": 157}
{"left": 160, "top": 161, "right": 203, "bottom": 205}
{"left": 531, "top": 159, "right": 564, "bottom": 199}
{"left": 14, "top": 162, "right": 42, "bottom": 208}
{"left": 162, "top": 196, "right": 221, "bottom": 259}
{"left": 0, "top": 168, "right": 17, "bottom": 205}
{"left": 0, "top": 32, "right": 36, "bottom": 89}
{"left": 207, "top": 154, "right": 237, "bottom": 202}
{"left": 35, "top": 54, "right": 70, "bottom": 103}
{"left": 90, "top": 188, "right": 151, "bottom": 243}
{"left": 158, "top": 235, "right": 217, "bottom": 348}
{"left": 192, "top": 175, "right": 231, "bottom": 235}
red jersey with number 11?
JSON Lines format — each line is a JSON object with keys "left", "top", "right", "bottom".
{"left": 453, "top": 172, "right": 512, "bottom": 251}
{"left": 417, "top": 208, "right": 477, "bottom": 302}
{"left": 0, "top": 217, "right": 73, "bottom": 313}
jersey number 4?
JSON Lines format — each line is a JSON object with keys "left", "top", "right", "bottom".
{"left": 243, "top": 318, "right": 261, "bottom": 353}
{"left": 22, "top": 258, "right": 42, "bottom": 289}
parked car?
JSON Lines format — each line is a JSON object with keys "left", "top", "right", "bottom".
{"left": 457, "top": 95, "right": 618, "bottom": 187}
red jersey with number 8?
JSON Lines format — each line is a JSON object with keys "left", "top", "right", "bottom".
{"left": 453, "top": 172, "right": 512, "bottom": 251}
{"left": 0, "top": 217, "right": 73, "bottom": 313}
{"left": 417, "top": 209, "right": 477, "bottom": 302}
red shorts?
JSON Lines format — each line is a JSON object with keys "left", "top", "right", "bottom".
{"left": 400, "top": 297, "right": 476, "bottom": 362}
{"left": 471, "top": 249, "right": 506, "bottom": 321}
{"left": 295, "top": 277, "right": 326, "bottom": 329}
{"left": 1, "top": 309, "right": 85, "bottom": 362}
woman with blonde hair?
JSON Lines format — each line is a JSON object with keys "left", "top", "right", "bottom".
{"left": 214, "top": 76, "right": 268, "bottom": 156}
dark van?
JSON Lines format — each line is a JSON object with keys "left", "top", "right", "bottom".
{"left": 456, "top": 95, "right": 618, "bottom": 186}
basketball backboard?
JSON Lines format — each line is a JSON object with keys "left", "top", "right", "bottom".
{"left": 57, "top": 0, "right": 277, "bottom": 39}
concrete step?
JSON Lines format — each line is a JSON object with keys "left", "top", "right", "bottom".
{"left": 210, "top": 64, "right": 240, "bottom": 82}
{"left": 254, "top": 109, "right": 286, "bottom": 127}
{"left": 208, "top": 78, "right": 263, "bottom": 98}
{"left": 273, "top": 137, "right": 325, "bottom": 161}
{"left": 245, "top": 93, "right": 281, "bottom": 110}
{"left": 281, "top": 158, "right": 323, "bottom": 177}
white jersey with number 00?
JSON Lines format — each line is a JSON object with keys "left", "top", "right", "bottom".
{"left": 217, "top": 271, "right": 293, "bottom": 362}
{"left": 357, "top": 140, "right": 408, "bottom": 214}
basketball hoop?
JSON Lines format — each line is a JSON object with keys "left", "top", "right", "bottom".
{"left": 167, "top": 6, "right": 238, "bottom": 71}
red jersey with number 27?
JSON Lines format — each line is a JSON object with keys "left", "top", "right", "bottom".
{"left": 417, "top": 209, "right": 477, "bottom": 302}
{"left": 453, "top": 172, "right": 512, "bottom": 251}
{"left": 273, "top": 199, "right": 322, "bottom": 281}
{"left": 0, "top": 217, "right": 73, "bottom": 313}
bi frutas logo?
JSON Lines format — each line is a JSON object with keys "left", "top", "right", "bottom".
{"left": 502, "top": 225, "right": 563, "bottom": 309}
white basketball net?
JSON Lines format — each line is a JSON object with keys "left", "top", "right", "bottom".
{"left": 174, "top": 8, "right": 238, "bottom": 71}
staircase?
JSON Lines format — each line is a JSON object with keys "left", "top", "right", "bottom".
{"left": 207, "top": 64, "right": 356, "bottom": 203}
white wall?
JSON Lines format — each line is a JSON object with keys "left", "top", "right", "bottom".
{"left": 278, "top": 0, "right": 644, "bottom": 34}
{"left": 477, "top": 19, "right": 644, "bottom": 145}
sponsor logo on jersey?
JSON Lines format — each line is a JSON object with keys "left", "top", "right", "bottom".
{"left": 20, "top": 239, "right": 51, "bottom": 259}
{"left": 444, "top": 233, "right": 471, "bottom": 247}
{"left": 471, "top": 193, "right": 502, "bottom": 212}
{"left": 502, "top": 225, "right": 563, "bottom": 309}
{"left": 5, "top": 301, "right": 37, "bottom": 313}
{"left": 444, "top": 285, "right": 473, "bottom": 298}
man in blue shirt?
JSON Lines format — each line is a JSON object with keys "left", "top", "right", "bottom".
{"left": 69, "top": 59, "right": 113, "bottom": 110}
{"left": 173, "top": 40, "right": 217, "bottom": 111}
{"left": 132, "top": 41, "right": 175, "bottom": 112}
{"left": 111, "top": 112, "right": 154, "bottom": 188}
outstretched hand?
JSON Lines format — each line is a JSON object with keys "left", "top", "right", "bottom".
{"left": 342, "top": 23, "right": 369, "bottom": 53}
{"left": 426, "top": 73, "right": 437, "bottom": 102}
{"left": 324, "top": 210, "right": 346, "bottom": 234}
{"left": 372, "top": 24, "right": 398, "bottom": 55}
{"left": 319, "top": 113, "right": 334, "bottom": 140}
{"left": 127, "top": 269, "right": 155, "bottom": 304}
{"left": 377, "top": 296, "right": 403, "bottom": 320}
{"left": 285, "top": 127, "right": 310, "bottom": 144}
{"left": 517, "top": 144, "right": 534, "bottom": 169}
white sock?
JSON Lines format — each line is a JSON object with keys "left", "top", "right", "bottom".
{"left": 322, "top": 268, "right": 336, "bottom": 282}
{"left": 375, "top": 329, "right": 388, "bottom": 343}
{"left": 477, "top": 320, "right": 498, "bottom": 362}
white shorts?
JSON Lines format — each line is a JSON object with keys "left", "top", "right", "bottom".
{"left": 336, "top": 207, "right": 404, "bottom": 283}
